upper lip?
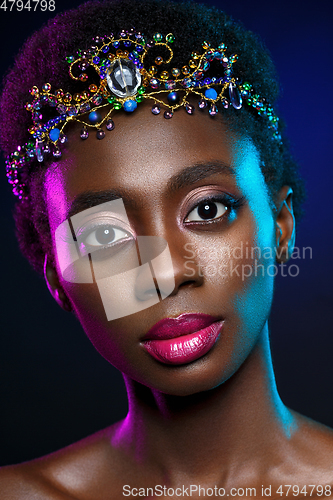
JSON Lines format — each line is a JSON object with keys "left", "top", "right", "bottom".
{"left": 142, "top": 313, "right": 222, "bottom": 341}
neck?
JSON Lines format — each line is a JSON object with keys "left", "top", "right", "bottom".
{"left": 112, "top": 323, "right": 296, "bottom": 483}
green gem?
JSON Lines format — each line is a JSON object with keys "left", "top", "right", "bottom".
{"left": 153, "top": 33, "right": 163, "bottom": 42}
{"left": 137, "top": 86, "right": 145, "bottom": 95}
{"left": 66, "top": 55, "right": 75, "bottom": 64}
{"left": 107, "top": 96, "right": 116, "bottom": 104}
{"left": 27, "top": 141, "right": 34, "bottom": 149}
{"left": 166, "top": 33, "right": 175, "bottom": 44}
{"left": 136, "top": 95, "right": 144, "bottom": 103}
{"left": 243, "top": 82, "right": 252, "bottom": 91}
{"left": 113, "top": 101, "right": 122, "bottom": 110}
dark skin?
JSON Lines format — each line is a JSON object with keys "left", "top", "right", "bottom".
{"left": 1, "top": 105, "right": 333, "bottom": 499}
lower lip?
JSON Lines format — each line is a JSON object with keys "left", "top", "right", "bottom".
{"left": 142, "top": 321, "right": 224, "bottom": 365}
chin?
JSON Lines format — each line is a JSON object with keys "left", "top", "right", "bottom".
{"left": 128, "top": 351, "right": 238, "bottom": 397}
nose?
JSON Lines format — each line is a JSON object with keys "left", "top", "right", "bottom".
{"left": 134, "top": 235, "right": 203, "bottom": 301}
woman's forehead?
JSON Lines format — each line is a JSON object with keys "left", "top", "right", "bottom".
{"left": 45, "top": 105, "right": 263, "bottom": 224}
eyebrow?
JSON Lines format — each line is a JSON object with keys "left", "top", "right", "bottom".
{"left": 66, "top": 160, "right": 234, "bottom": 219}
{"left": 166, "top": 161, "right": 235, "bottom": 192}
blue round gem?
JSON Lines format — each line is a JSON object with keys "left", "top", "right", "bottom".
{"left": 123, "top": 100, "right": 138, "bottom": 112}
{"left": 88, "top": 111, "right": 102, "bottom": 124}
{"left": 167, "top": 91, "right": 180, "bottom": 104}
{"left": 49, "top": 128, "right": 60, "bottom": 142}
{"left": 93, "top": 56, "right": 100, "bottom": 64}
{"left": 205, "top": 88, "right": 218, "bottom": 100}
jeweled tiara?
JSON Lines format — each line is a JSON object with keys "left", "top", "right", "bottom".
{"left": 5, "top": 29, "right": 281, "bottom": 199}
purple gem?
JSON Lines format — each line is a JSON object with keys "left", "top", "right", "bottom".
{"left": 193, "top": 71, "right": 203, "bottom": 80}
{"left": 106, "top": 119, "right": 115, "bottom": 131}
{"left": 35, "top": 140, "right": 44, "bottom": 162}
{"left": 92, "top": 94, "right": 103, "bottom": 105}
{"left": 228, "top": 82, "right": 242, "bottom": 109}
{"left": 80, "top": 127, "right": 89, "bottom": 140}
{"left": 151, "top": 104, "right": 161, "bottom": 115}
{"left": 198, "top": 99, "right": 207, "bottom": 109}
{"left": 185, "top": 104, "right": 195, "bottom": 115}
{"left": 165, "top": 80, "right": 176, "bottom": 90}
{"left": 80, "top": 61, "right": 90, "bottom": 70}
{"left": 222, "top": 98, "right": 229, "bottom": 109}
{"left": 164, "top": 110, "right": 173, "bottom": 119}
{"left": 150, "top": 78, "right": 159, "bottom": 90}
{"left": 181, "top": 78, "right": 192, "bottom": 88}
{"left": 208, "top": 104, "right": 218, "bottom": 116}
{"left": 67, "top": 106, "right": 78, "bottom": 116}
{"left": 80, "top": 102, "right": 91, "bottom": 113}
{"left": 96, "top": 129, "right": 105, "bottom": 140}
{"left": 53, "top": 148, "right": 62, "bottom": 158}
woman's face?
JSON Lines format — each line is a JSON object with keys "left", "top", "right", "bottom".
{"left": 45, "top": 104, "right": 278, "bottom": 396}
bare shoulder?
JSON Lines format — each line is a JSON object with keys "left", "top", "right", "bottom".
{"left": 0, "top": 422, "right": 126, "bottom": 500}
{"left": 292, "top": 410, "right": 333, "bottom": 456}
{"left": 284, "top": 410, "right": 333, "bottom": 482}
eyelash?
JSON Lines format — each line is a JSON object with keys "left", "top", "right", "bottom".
{"left": 76, "top": 222, "right": 133, "bottom": 256}
{"left": 184, "top": 194, "right": 245, "bottom": 224}
{"left": 74, "top": 193, "right": 244, "bottom": 255}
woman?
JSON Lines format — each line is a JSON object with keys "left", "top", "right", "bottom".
{"left": 1, "top": 0, "right": 332, "bottom": 497}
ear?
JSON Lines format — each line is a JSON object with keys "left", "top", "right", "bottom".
{"left": 275, "top": 186, "right": 296, "bottom": 263}
{"left": 44, "top": 254, "right": 72, "bottom": 312}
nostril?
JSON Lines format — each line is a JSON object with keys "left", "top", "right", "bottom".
{"left": 180, "top": 280, "right": 198, "bottom": 288}
{"left": 166, "top": 279, "right": 198, "bottom": 297}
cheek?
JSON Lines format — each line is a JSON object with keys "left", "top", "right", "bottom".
{"left": 190, "top": 214, "right": 275, "bottom": 362}
{"left": 60, "top": 280, "right": 130, "bottom": 368}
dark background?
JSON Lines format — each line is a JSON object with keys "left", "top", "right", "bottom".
{"left": 0, "top": 0, "right": 332, "bottom": 466}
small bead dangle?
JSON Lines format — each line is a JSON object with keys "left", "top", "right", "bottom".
{"left": 151, "top": 104, "right": 161, "bottom": 115}
{"left": 164, "top": 110, "right": 173, "bottom": 119}
{"left": 96, "top": 129, "right": 106, "bottom": 140}
{"left": 80, "top": 127, "right": 89, "bottom": 140}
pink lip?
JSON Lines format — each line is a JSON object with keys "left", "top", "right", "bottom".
{"left": 142, "top": 314, "right": 224, "bottom": 365}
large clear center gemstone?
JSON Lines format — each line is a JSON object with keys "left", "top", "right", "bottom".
{"left": 106, "top": 58, "right": 142, "bottom": 98}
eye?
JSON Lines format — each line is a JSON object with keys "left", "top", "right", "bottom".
{"left": 185, "top": 200, "right": 228, "bottom": 222}
{"left": 81, "top": 224, "right": 131, "bottom": 249}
